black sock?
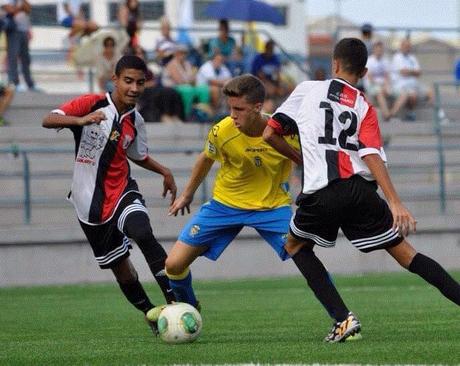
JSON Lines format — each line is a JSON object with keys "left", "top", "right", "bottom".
{"left": 118, "top": 279, "right": 154, "bottom": 314}
{"left": 292, "top": 246, "right": 349, "bottom": 322}
{"left": 124, "top": 213, "right": 176, "bottom": 303}
{"left": 148, "top": 257, "right": 176, "bottom": 304}
{"left": 408, "top": 253, "right": 460, "bottom": 305}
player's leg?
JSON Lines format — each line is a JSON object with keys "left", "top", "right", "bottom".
{"left": 166, "top": 200, "right": 243, "bottom": 308}
{"left": 285, "top": 235, "right": 351, "bottom": 322}
{"left": 111, "top": 257, "right": 155, "bottom": 314}
{"left": 122, "top": 210, "right": 175, "bottom": 303}
{"left": 387, "top": 240, "right": 460, "bottom": 305}
{"left": 165, "top": 240, "right": 208, "bottom": 307}
{"left": 251, "top": 205, "right": 355, "bottom": 340}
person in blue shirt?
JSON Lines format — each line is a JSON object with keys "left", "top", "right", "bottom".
{"left": 251, "top": 39, "right": 283, "bottom": 99}
{"left": 208, "top": 19, "right": 236, "bottom": 61}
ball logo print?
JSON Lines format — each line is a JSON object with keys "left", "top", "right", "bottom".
{"left": 157, "top": 302, "right": 202, "bottom": 344}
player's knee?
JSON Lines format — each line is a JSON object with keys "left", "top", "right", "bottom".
{"left": 284, "top": 236, "right": 310, "bottom": 256}
{"left": 124, "top": 214, "right": 154, "bottom": 243}
{"left": 165, "top": 258, "right": 187, "bottom": 277}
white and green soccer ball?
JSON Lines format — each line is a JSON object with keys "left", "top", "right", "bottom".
{"left": 157, "top": 302, "right": 202, "bottom": 344}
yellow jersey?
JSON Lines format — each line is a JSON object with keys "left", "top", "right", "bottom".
{"left": 204, "top": 116, "right": 299, "bottom": 210}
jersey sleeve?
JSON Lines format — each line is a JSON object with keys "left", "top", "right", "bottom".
{"left": 204, "top": 123, "right": 224, "bottom": 162}
{"left": 127, "top": 113, "right": 149, "bottom": 161}
{"left": 358, "top": 105, "right": 384, "bottom": 158}
{"left": 52, "top": 94, "right": 103, "bottom": 117}
{"left": 273, "top": 81, "right": 312, "bottom": 128}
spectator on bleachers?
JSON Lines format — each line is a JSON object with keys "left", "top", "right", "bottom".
{"left": 0, "top": 82, "right": 14, "bottom": 126}
{"left": 208, "top": 19, "right": 236, "bottom": 61}
{"left": 154, "top": 16, "right": 176, "bottom": 66}
{"left": 251, "top": 39, "right": 283, "bottom": 99}
{"left": 364, "top": 40, "right": 392, "bottom": 120}
{"left": 118, "top": 0, "right": 141, "bottom": 52}
{"left": 227, "top": 46, "right": 246, "bottom": 77}
{"left": 2, "top": 0, "right": 38, "bottom": 92}
{"left": 58, "top": 0, "right": 98, "bottom": 40}
{"left": 360, "top": 23, "right": 374, "bottom": 54}
{"left": 134, "top": 45, "right": 185, "bottom": 123}
{"left": 162, "top": 44, "right": 209, "bottom": 120}
{"left": 391, "top": 38, "right": 433, "bottom": 121}
{"left": 95, "top": 36, "right": 120, "bottom": 93}
{"left": 196, "top": 52, "right": 232, "bottom": 112}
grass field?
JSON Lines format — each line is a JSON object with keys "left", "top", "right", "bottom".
{"left": 1, "top": 272, "right": 459, "bottom": 366}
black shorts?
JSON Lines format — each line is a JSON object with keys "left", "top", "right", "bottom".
{"left": 79, "top": 192, "right": 149, "bottom": 269}
{"left": 290, "top": 175, "right": 403, "bottom": 253}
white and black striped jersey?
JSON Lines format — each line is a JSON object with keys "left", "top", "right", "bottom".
{"left": 52, "top": 93, "right": 148, "bottom": 225}
{"left": 269, "top": 78, "right": 386, "bottom": 195}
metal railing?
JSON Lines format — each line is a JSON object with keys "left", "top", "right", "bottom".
{"left": 0, "top": 145, "right": 209, "bottom": 224}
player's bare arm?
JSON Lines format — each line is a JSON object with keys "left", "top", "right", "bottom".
{"left": 168, "top": 152, "right": 214, "bottom": 217}
{"left": 262, "top": 125, "right": 302, "bottom": 165}
{"left": 362, "top": 153, "right": 417, "bottom": 236}
{"left": 42, "top": 111, "right": 106, "bottom": 128}
{"left": 131, "top": 156, "right": 177, "bottom": 204}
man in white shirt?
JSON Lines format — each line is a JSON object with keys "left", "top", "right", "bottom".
{"left": 391, "top": 38, "right": 432, "bottom": 121}
{"left": 365, "top": 40, "right": 392, "bottom": 120}
{"left": 196, "top": 52, "right": 232, "bottom": 111}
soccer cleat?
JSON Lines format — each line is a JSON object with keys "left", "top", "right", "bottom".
{"left": 324, "top": 312, "right": 361, "bottom": 343}
{"left": 145, "top": 305, "right": 167, "bottom": 336}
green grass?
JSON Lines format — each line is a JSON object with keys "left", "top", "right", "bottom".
{"left": 1, "top": 272, "right": 459, "bottom": 366}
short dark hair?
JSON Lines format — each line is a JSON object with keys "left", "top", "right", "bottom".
{"left": 115, "top": 55, "right": 147, "bottom": 76}
{"left": 222, "top": 74, "right": 265, "bottom": 104}
{"left": 333, "top": 38, "right": 368, "bottom": 76}
{"left": 103, "top": 36, "right": 115, "bottom": 48}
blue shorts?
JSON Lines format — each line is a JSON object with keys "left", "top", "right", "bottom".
{"left": 178, "top": 200, "right": 292, "bottom": 261}
{"left": 61, "top": 16, "right": 74, "bottom": 28}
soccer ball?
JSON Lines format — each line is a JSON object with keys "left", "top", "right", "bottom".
{"left": 157, "top": 302, "right": 202, "bottom": 344}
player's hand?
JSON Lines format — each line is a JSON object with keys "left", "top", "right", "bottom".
{"left": 78, "top": 111, "right": 106, "bottom": 126}
{"left": 168, "top": 194, "right": 192, "bottom": 216}
{"left": 162, "top": 170, "right": 177, "bottom": 205}
{"left": 389, "top": 200, "right": 417, "bottom": 237}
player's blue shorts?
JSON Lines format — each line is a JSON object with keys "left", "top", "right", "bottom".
{"left": 178, "top": 199, "right": 292, "bottom": 261}
{"left": 60, "top": 16, "right": 74, "bottom": 28}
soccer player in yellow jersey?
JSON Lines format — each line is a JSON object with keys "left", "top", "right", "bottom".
{"left": 163, "top": 74, "right": 300, "bottom": 308}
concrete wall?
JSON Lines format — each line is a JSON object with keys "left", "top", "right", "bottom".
{"left": 1, "top": 229, "right": 459, "bottom": 287}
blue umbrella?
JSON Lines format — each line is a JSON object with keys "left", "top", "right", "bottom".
{"left": 205, "top": 0, "right": 284, "bottom": 25}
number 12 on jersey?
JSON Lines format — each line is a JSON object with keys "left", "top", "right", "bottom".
{"left": 318, "top": 101, "right": 359, "bottom": 151}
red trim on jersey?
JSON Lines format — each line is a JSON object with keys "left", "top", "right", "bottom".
{"left": 59, "top": 94, "right": 106, "bottom": 116}
{"left": 358, "top": 105, "right": 382, "bottom": 149}
{"left": 267, "top": 117, "right": 285, "bottom": 135}
{"left": 101, "top": 115, "right": 136, "bottom": 221}
{"left": 339, "top": 84, "right": 357, "bottom": 107}
{"left": 338, "top": 151, "right": 353, "bottom": 178}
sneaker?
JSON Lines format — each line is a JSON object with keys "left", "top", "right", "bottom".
{"left": 145, "top": 305, "right": 167, "bottom": 336}
{"left": 324, "top": 312, "right": 361, "bottom": 343}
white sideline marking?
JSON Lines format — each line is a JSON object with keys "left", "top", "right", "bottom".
{"left": 168, "top": 364, "right": 450, "bottom": 366}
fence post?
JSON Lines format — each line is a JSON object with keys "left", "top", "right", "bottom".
{"left": 21, "top": 151, "right": 31, "bottom": 224}
{"left": 433, "top": 83, "right": 446, "bottom": 214}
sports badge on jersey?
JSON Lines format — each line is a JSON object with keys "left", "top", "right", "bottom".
{"left": 110, "top": 130, "right": 120, "bottom": 142}
{"left": 190, "top": 225, "right": 201, "bottom": 237}
{"left": 254, "top": 156, "right": 262, "bottom": 167}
